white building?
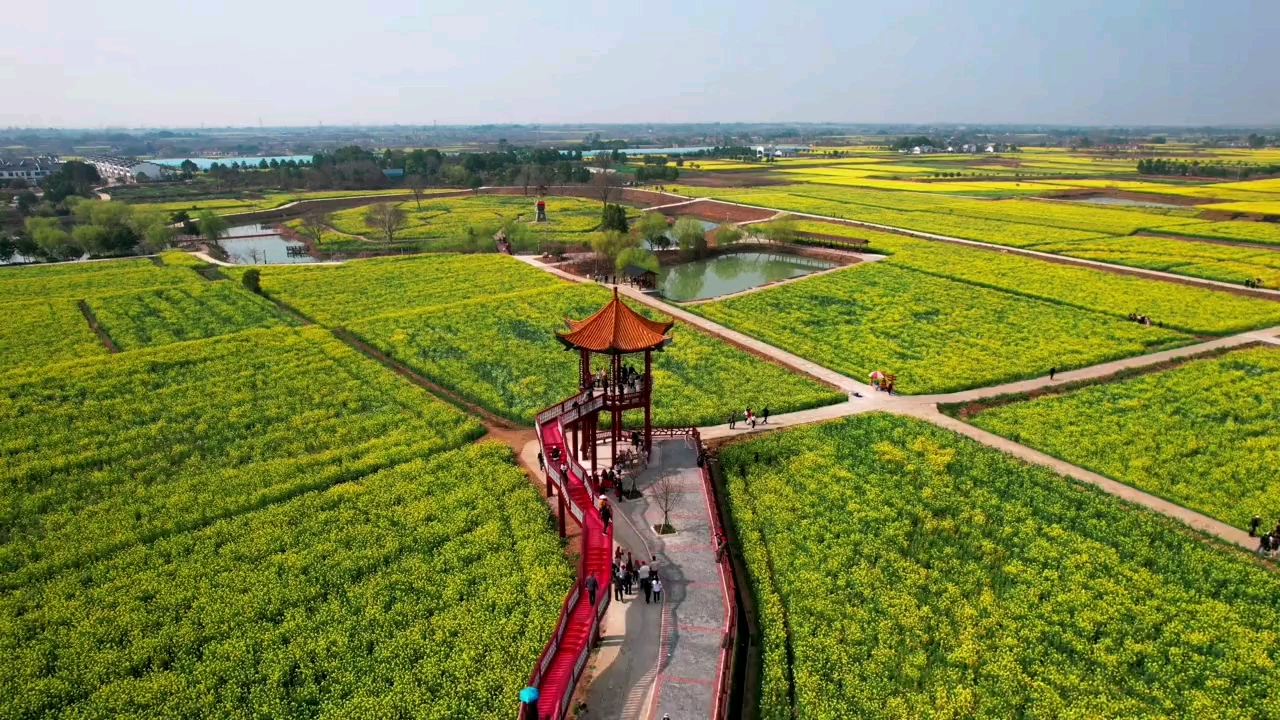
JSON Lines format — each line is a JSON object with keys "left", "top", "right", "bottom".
{"left": 84, "top": 156, "right": 172, "bottom": 184}
{"left": 0, "top": 156, "right": 60, "bottom": 183}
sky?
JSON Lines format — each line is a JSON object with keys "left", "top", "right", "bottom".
{"left": 2, "top": 0, "right": 1278, "bottom": 128}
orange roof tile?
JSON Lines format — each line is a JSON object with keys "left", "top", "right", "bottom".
{"left": 557, "top": 288, "right": 673, "bottom": 353}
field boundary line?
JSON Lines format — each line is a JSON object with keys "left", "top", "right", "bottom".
{"left": 77, "top": 300, "right": 120, "bottom": 353}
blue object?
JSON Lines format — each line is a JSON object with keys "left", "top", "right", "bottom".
{"left": 519, "top": 686, "right": 540, "bottom": 703}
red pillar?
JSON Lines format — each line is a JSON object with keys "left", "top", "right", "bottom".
{"left": 644, "top": 349, "right": 653, "bottom": 459}
{"left": 557, "top": 492, "right": 566, "bottom": 537}
{"left": 589, "top": 411, "right": 598, "bottom": 475}
{"left": 610, "top": 353, "right": 620, "bottom": 465}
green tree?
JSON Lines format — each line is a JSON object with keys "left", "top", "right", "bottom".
{"left": 25, "top": 217, "right": 80, "bottom": 259}
{"left": 673, "top": 217, "right": 708, "bottom": 259}
{"left": 755, "top": 218, "right": 798, "bottom": 245}
{"left": 714, "top": 223, "right": 744, "bottom": 247}
{"left": 637, "top": 211, "right": 671, "bottom": 250}
{"left": 616, "top": 246, "right": 659, "bottom": 274}
{"left": 590, "top": 229, "right": 641, "bottom": 271}
{"left": 601, "top": 203, "right": 629, "bottom": 233}
{"left": 195, "top": 209, "right": 229, "bottom": 244}
{"left": 71, "top": 224, "right": 110, "bottom": 254}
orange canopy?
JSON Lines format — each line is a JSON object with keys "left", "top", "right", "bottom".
{"left": 558, "top": 288, "right": 673, "bottom": 354}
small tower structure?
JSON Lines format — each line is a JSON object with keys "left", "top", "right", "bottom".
{"left": 556, "top": 288, "right": 672, "bottom": 471}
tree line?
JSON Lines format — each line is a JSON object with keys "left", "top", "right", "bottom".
{"left": 1137, "top": 158, "right": 1280, "bottom": 179}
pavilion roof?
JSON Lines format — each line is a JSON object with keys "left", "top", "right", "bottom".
{"left": 557, "top": 287, "right": 673, "bottom": 354}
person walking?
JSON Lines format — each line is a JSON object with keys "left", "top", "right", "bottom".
{"left": 762, "top": 406, "right": 770, "bottom": 424}
{"left": 600, "top": 502, "right": 612, "bottom": 532}
{"left": 613, "top": 568, "right": 625, "bottom": 601}
{"left": 1049, "top": 367, "right": 1057, "bottom": 381}
{"left": 729, "top": 413, "right": 736, "bottom": 430}
{"left": 585, "top": 574, "right": 599, "bottom": 607}
{"left": 1251, "top": 516, "right": 1262, "bottom": 537}
{"left": 537, "top": 451, "right": 544, "bottom": 471}
{"left": 638, "top": 561, "right": 652, "bottom": 602}
{"left": 651, "top": 577, "right": 663, "bottom": 604}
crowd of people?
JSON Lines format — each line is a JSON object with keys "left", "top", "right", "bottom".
{"left": 727, "top": 405, "right": 769, "bottom": 430}
{"left": 1251, "top": 517, "right": 1280, "bottom": 557}
{"left": 1128, "top": 312, "right": 1161, "bottom": 327}
{"left": 611, "top": 548, "right": 664, "bottom": 604}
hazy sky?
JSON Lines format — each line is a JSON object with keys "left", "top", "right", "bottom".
{"left": 3, "top": 0, "right": 1278, "bottom": 128}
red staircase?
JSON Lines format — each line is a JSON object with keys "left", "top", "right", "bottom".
{"left": 525, "top": 392, "right": 614, "bottom": 720}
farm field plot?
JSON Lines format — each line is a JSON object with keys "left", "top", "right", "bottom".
{"left": 88, "top": 281, "right": 300, "bottom": 350}
{"left": 128, "top": 188, "right": 443, "bottom": 216}
{"left": 0, "top": 259, "right": 202, "bottom": 303}
{"left": 1200, "top": 201, "right": 1280, "bottom": 217}
{"left": 245, "top": 253, "right": 560, "bottom": 325}
{"left": 318, "top": 195, "right": 610, "bottom": 252}
{"left": 965, "top": 347, "right": 1280, "bottom": 532}
{"left": 692, "top": 263, "right": 1188, "bottom": 394}
{"left": 1153, "top": 220, "right": 1280, "bottom": 247}
{"left": 722, "top": 414, "right": 1280, "bottom": 719}
{"left": 780, "top": 174, "right": 1065, "bottom": 195}
{"left": 0, "top": 327, "right": 483, "bottom": 588}
{"left": 866, "top": 234, "right": 1280, "bottom": 335}
{"left": 1030, "top": 235, "right": 1280, "bottom": 287}
{"left": 349, "top": 283, "right": 845, "bottom": 426}
{"left": 0, "top": 298, "right": 107, "bottom": 372}
{"left": 1, "top": 441, "right": 571, "bottom": 720}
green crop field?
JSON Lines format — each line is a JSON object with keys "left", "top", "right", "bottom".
{"left": 864, "top": 234, "right": 1280, "bottom": 335}
{"left": 126, "top": 188, "right": 445, "bottom": 216}
{"left": 244, "top": 254, "right": 561, "bottom": 325}
{"left": 0, "top": 441, "right": 571, "bottom": 720}
{"left": 310, "top": 195, "right": 612, "bottom": 252}
{"left": 692, "top": 262, "right": 1188, "bottom": 394}
{"left": 1153, "top": 220, "right": 1280, "bottom": 246}
{"left": 0, "top": 327, "right": 484, "bottom": 588}
{"left": 722, "top": 414, "right": 1280, "bottom": 719}
{"left": 348, "top": 283, "right": 844, "bottom": 426}
{"left": 1029, "top": 235, "right": 1280, "bottom": 287}
{"left": 965, "top": 347, "right": 1280, "bottom": 531}
{"left": 0, "top": 298, "right": 107, "bottom": 372}
{"left": 0, "top": 259, "right": 202, "bottom": 303}
{"left": 87, "top": 281, "right": 299, "bottom": 350}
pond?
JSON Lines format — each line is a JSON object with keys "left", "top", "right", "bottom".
{"left": 219, "top": 226, "right": 314, "bottom": 265}
{"left": 151, "top": 155, "right": 314, "bottom": 171}
{"left": 1061, "top": 195, "right": 1186, "bottom": 209}
{"left": 658, "top": 251, "right": 836, "bottom": 302}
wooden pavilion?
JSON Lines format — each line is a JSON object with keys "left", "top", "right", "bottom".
{"left": 556, "top": 288, "right": 672, "bottom": 471}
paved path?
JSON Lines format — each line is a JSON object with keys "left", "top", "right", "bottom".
{"left": 582, "top": 439, "right": 729, "bottom": 720}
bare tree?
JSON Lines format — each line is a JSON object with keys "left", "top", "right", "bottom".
{"left": 590, "top": 170, "right": 623, "bottom": 207}
{"left": 652, "top": 472, "right": 680, "bottom": 534}
{"left": 518, "top": 164, "right": 534, "bottom": 196}
{"left": 298, "top": 210, "right": 333, "bottom": 246}
{"left": 407, "top": 175, "right": 428, "bottom": 209}
{"left": 364, "top": 203, "right": 408, "bottom": 244}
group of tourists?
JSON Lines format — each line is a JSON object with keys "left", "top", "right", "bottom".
{"left": 1251, "top": 517, "right": 1280, "bottom": 557}
{"left": 727, "top": 406, "right": 769, "bottom": 430}
{"left": 1128, "top": 312, "right": 1160, "bottom": 327}
{"left": 589, "top": 365, "right": 644, "bottom": 396}
{"left": 1245, "top": 278, "right": 1266, "bottom": 289}
{"left": 612, "top": 548, "right": 664, "bottom": 604}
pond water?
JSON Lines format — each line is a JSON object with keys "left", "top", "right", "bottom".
{"left": 1062, "top": 195, "right": 1185, "bottom": 209}
{"left": 219, "top": 226, "right": 314, "bottom": 265}
{"left": 658, "top": 251, "right": 835, "bottom": 302}
{"left": 151, "top": 155, "right": 314, "bottom": 170}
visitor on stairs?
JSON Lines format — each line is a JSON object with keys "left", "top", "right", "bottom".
{"left": 585, "top": 574, "right": 599, "bottom": 607}
{"left": 600, "top": 502, "right": 613, "bottom": 532}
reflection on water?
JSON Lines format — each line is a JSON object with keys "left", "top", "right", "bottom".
{"left": 219, "top": 226, "right": 314, "bottom": 265}
{"left": 658, "top": 251, "right": 835, "bottom": 302}
{"left": 645, "top": 220, "right": 719, "bottom": 251}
